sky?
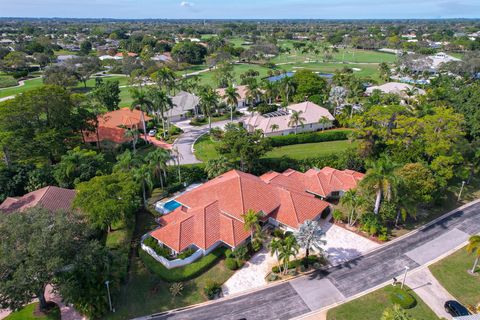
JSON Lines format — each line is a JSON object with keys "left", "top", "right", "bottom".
{"left": 0, "top": 0, "right": 479, "bottom": 19}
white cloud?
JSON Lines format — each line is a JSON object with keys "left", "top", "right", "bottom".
{"left": 180, "top": 1, "right": 194, "bottom": 7}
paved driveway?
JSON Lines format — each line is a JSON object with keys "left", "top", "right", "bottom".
{"left": 145, "top": 200, "right": 480, "bottom": 320}
{"left": 405, "top": 268, "right": 455, "bottom": 320}
{"left": 172, "top": 119, "right": 239, "bottom": 165}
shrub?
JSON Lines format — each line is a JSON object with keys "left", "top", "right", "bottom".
{"left": 288, "top": 269, "right": 297, "bottom": 276}
{"left": 389, "top": 287, "right": 417, "bottom": 309}
{"left": 224, "top": 249, "right": 233, "bottom": 258}
{"left": 271, "top": 255, "right": 322, "bottom": 273}
{"left": 177, "top": 248, "right": 196, "bottom": 260}
{"left": 268, "top": 130, "right": 351, "bottom": 147}
{"left": 252, "top": 239, "right": 263, "bottom": 252}
{"left": 267, "top": 272, "right": 279, "bottom": 282}
{"left": 0, "top": 76, "right": 17, "bottom": 88}
{"left": 143, "top": 236, "right": 171, "bottom": 258}
{"left": 204, "top": 280, "right": 222, "bottom": 300}
{"left": 190, "top": 117, "right": 207, "bottom": 126}
{"left": 272, "top": 229, "right": 285, "bottom": 239}
{"left": 140, "top": 246, "right": 227, "bottom": 282}
{"left": 332, "top": 209, "right": 344, "bottom": 222}
{"left": 225, "top": 257, "right": 238, "bottom": 270}
{"left": 256, "top": 104, "right": 278, "bottom": 114}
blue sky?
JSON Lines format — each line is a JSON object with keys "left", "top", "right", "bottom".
{"left": 1, "top": 0, "right": 479, "bottom": 19}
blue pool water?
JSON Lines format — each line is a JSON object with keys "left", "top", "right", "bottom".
{"left": 267, "top": 72, "right": 294, "bottom": 82}
{"left": 164, "top": 200, "right": 182, "bottom": 212}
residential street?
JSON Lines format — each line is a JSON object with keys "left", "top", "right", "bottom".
{"left": 143, "top": 200, "right": 480, "bottom": 320}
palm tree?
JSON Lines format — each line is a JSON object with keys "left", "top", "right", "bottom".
{"left": 114, "top": 149, "right": 139, "bottom": 172}
{"left": 152, "top": 67, "right": 176, "bottom": 94}
{"left": 466, "top": 235, "right": 480, "bottom": 274}
{"left": 134, "top": 164, "right": 153, "bottom": 207}
{"left": 124, "top": 128, "right": 140, "bottom": 153}
{"left": 146, "top": 148, "right": 171, "bottom": 189}
{"left": 381, "top": 305, "right": 413, "bottom": 320}
{"left": 280, "top": 76, "right": 295, "bottom": 104}
{"left": 246, "top": 82, "right": 261, "bottom": 106}
{"left": 402, "top": 87, "right": 418, "bottom": 106}
{"left": 223, "top": 84, "right": 240, "bottom": 122}
{"left": 198, "top": 86, "right": 219, "bottom": 132}
{"left": 340, "top": 189, "right": 366, "bottom": 226}
{"left": 242, "top": 209, "right": 261, "bottom": 241}
{"left": 147, "top": 87, "right": 173, "bottom": 137}
{"left": 171, "top": 146, "right": 183, "bottom": 182}
{"left": 130, "top": 88, "right": 152, "bottom": 142}
{"left": 360, "top": 156, "right": 400, "bottom": 215}
{"left": 279, "top": 234, "right": 300, "bottom": 275}
{"left": 318, "top": 116, "right": 331, "bottom": 131}
{"left": 268, "top": 237, "right": 283, "bottom": 273}
{"left": 270, "top": 123, "right": 280, "bottom": 133}
{"left": 288, "top": 110, "right": 306, "bottom": 134}
{"left": 294, "top": 220, "right": 326, "bottom": 267}
{"left": 262, "top": 81, "right": 278, "bottom": 104}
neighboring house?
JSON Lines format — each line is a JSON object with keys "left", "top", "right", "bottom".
{"left": 0, "top": 186, "right": 76, "bottom": 214}
{"left": 407, "top": 52, "right": 461, "bottom": 73}
{"left": 56, "top": 54, "right": 78, "bottom": 64}
{"left": 83, "top": 108, "right": 152, "bottom": 145}
{"left": 216, "top": 85, "right": 250, "bottom": 108}
{"left": 166, "top": 91, "right": 200, "bottom": 121}
{"left": 152, "top": 52, "right": 172, "bottom": 62}
{"left": 114, "top": 52, "right": 138, "bottom": 59}
{"left": 99, "top": 55, "right": 122, "bottom": 61}
{"left": 244, "top": 101, "right": 335, "bottom": 137}
{"left": 365, "top": 82, "right": 426, "bottom": 99}
{"left": 147, "top": 167, "right": 363, "bottom": 268}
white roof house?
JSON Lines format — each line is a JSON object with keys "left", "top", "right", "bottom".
{"left": 365, "top": 82, "right": 425, "bottom": 98}
{"left": 244, "top": 101, "right": 335, "bottom": 137}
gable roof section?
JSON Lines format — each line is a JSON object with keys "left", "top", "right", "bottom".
{"left": 0, "top": 186, "right": 76, "bottom": 214}
{"left": 168, "top": 91, "right": 200, "bottom": 117}
{"left": 304, "top": 167, "right": 364, "bottom": 197}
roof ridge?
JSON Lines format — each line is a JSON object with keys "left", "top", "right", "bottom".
{"left": 37, "top": 186, "right": 52, "bottom": 205}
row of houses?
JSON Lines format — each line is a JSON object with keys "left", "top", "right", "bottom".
{"left": 148, "top": 167, "right": 364, "bottom": 268}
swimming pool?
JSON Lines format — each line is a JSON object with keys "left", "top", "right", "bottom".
{"left": 163, "top": 200, "right": 182, "bottom": 212}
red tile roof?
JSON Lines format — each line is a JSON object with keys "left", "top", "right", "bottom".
{"left": 0, "top": 186, "right": 76, "bottom": 214}
{"left": 151, "top": 169, "right": 339, "bottom": 253}
{"left": 83, "top": 108, "right": 152, "bottom": 144}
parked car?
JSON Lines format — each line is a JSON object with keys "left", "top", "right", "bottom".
{"left": 444, "top": 300, "right": 470, "bottom": 317}
{"left": 148, "top": 129, "right": 157, "bottom": 137}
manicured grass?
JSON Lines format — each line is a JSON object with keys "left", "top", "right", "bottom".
{"left": 265, "top": 140, "right": 358, "bottom": 160}
{"left": 0, "top": 75, "right": 128, "bottom": 99}
{"left": 0, "top": 75, "right": 18, "bottom": 88}
{"left": 279, "top": 62, "right": 382, "bottom": 82}
{"left": 187, "top": 63, "right": 272, "bottom": 87}
{"left": 194, "top": 134, "right": 357, "bottom": 162}
{"left": 326, "top": 285, "right": 438, "bottom": 320}
{"left": 0, "top": 77, "right": 43, "bottom": 99}
{"left": 103, "top": 210, "right": 235, "bottom": 320}
{"left": 5, "top": 303, "right": 60, "bottom": 320}
{"left": 429, "top": 246, "right": 480, "bottom": 307}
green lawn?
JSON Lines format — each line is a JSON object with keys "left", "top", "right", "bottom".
{"left": 0, "top": 75, "right": 128, "bottom": 100}
{"left": 194, "top": 134, "right": 357, "bottom": 162}
{"left": 5, "top": 303, "right": 60, "bottom": 320}
{"left": 327, "top": 285, "right": 438, "bottom": 320}
{"left": 278, "top": 62, "right": 382, "bottom": 82}
{"left": 103, "top": 210, "right": 235, "bottom": 320}
{"left": 429, "top": 246, "right": 480, "bottom": 307}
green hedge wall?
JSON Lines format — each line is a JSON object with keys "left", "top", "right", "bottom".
{"left": 268, "top": 130, "right": 352, "bottom": 147}
{"left": 139, "top": 246, "right": 227, "bottom": 282}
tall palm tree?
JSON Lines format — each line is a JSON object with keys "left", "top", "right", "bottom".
{"left": 268, "top": 237, "right": 283, "bottom": 273}
{"left": 318, "top": 116, "right": 331, "bottom": 131}
{"left": 146, "top": 148, "right": 171, "bottom": 189}
{"left": 466, "top": 235, "right": 480, "bottom": 274}
{"left": 294, "top": 220, "right": 326, "bottom": 267}
{"left": 281, "top": 76, "right": 295, "bottom": 104}
{"left": 279, "top": 234, "right": 300, "bottom": 275}
{"left": 242, "top": 209, "right": 261, "bottom": 241}
{"left": 246, "top": 82, "right": 261, "bottom": 106}
{"left": 124, "top": 128, "right": 140, "bottom": 153}
{"left": 152, "top": 67, "right": 177, "bottom": 94}
{"left": 170, "top": 146, "right": 183, "bottom": 183}
{"left": 262, "top": 81, "right": 278, "bottom": 104}
{"left": 130, "top": 88, "right": 152, "bottom": 142}
{"left": 147, "top": 87, "right": 173, "bottom": 137}
{"left": 113, "top": 149, "right": 139, "bottom": 172}
{"left": 198, "top": 86, "right": 219, "bottom": 132}
{"left": 360, "top": 156, "right": 400, "bottom": 215}
{"left": 223, "top": 84, "right": 240, "bottom": 122}
{"left": 340, "top": 189, "right": 366, "bottom": 226}
{"left": 134, "top": 164, "right": 153, "bottom": 207}
{"left": 288, "top": 110, "right": 306, "bottom": 134}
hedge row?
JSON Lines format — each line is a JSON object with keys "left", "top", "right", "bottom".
{"left": 139, "top": 246, "right": 227, "bottom": 282}
{"left": 268, "top": 130, "right": 352, "bottom": 147}
{"left": 389, "top": 287, "right": 417, "bottom": 309}
{"left": 272, "top": 255, "right": 323, "bottom": 273}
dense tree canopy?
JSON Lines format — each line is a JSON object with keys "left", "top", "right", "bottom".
{"left": 171, "top": 41, "right": 207, "bottom": 65}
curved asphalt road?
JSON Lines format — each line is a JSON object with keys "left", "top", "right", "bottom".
{"left": 139, "top": 200, "right": 480, "bottom": 320}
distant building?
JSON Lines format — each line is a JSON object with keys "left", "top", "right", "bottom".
{"left": 166, "top": 91, "right": 200, "bottom": 121}
{"left": 244, "top": 101, "right": 335, "bottom": 137}
{"left": 365, "top": 82, "right": 425, "bottom": 98}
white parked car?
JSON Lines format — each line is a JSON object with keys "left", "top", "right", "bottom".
{"left": 148, "top": 129, "right": 157, "bottom": 137}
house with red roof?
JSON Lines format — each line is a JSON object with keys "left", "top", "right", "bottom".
{"left": 146, "top": 167, "right": 363, "bottom": 269}
{"left": 83, "top": 108, "right": 152, "bottom": 145}
{"left": 0, "top": 186, "right": 76, "bottom": 214}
